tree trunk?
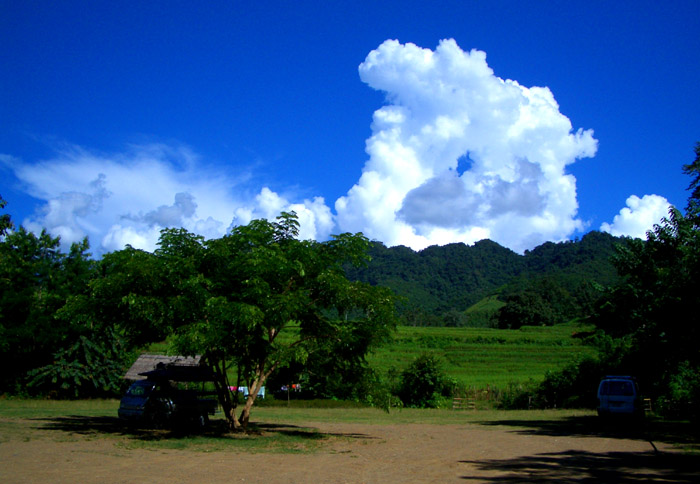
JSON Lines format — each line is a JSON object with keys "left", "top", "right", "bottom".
{"left": 207, "top": 356, "right": 243, "bottom": 431}
{"left": 238, "top": 366, "right": 270, "bottom": 431}
{"left": 239, "top": 393, "right": 256, "bottom": 430}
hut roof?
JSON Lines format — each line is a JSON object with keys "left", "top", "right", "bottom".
{"left": 124, "top": 354, "right": 203, "bottom": 381}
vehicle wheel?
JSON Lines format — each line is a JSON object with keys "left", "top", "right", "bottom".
{"left": 147, "top": 408, "right": 165, "bottom": 429}
{"left": 146, "top": 399, "right": 171, "bottom": 429}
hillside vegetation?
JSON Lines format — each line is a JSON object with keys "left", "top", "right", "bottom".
{"left": 345, "top": 230, "right": 622, "bottom": 327}
{"left": 367, "top": 322, "right": 596, "bottom": 389}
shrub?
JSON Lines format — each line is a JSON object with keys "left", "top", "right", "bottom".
{"left": 534, "top": 356, "right": 603, "bottom": 409}
{"left": 395, "top": 354, "right": 449, "bottom": 408}
{"left": 496, "top": 381, "right": 538, "bottom": 410}
{"left": 664, "top": 361, "right": 700, "bottom": 421}
{"left": 26, "top": 331, "right": 132, "bottom": 399}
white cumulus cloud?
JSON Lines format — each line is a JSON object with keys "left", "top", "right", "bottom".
{"left": 335, "top": 39, "right": 598, "bottom": 253}
{"left": 600, "top": 194, "right": 672, "bottom": 239}
{"left": 6, "top": 39, "right": 617, "bottom": 255}
{"left": 8, "top": 144, "right": 335, "bottom": 253}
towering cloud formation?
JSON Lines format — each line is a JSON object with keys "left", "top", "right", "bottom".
{"left": 335, "top": 39, "right": 598, "bottom": 252}
{"left": 5, "top": 39, "right": 671, "bottom": 255}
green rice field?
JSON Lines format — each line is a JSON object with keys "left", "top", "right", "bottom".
{"left": 367, "top": 322, "right": 596, "bottom": 388}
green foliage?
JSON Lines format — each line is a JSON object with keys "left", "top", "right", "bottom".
{"left": 593, "top": 206, "right": 700, "bottom": 406}
{"left": 396, "top": 354, "right": 450, "bottom": 408}
{"left": 345, "top": 240, "right": 524, "bottom": 320}
{"left": 496, "top": 332, "right": 632, "bottom": 410}
{"left": 534, "top": 356, "right": 604, "bottom": 409}
{"left": 682, "top": 141, "right": 700, "bottom": 219}
{"left": 536, "top": 143, "right": 700, "bottom": 416}
{"left": 0, "top": 194, "right": 13, "bottom": 236}
{"left": 665, "top": 361, "right": 700, "bottom": 420}
{"left": 26, "top": 328, "right": 133, "bottom": 398}
{"left": 0, "top": 227, "right": 96, "bottom": 393}
{"left": 464, "top": 296, "right": 504, "bottom": 328}
{"left": 496, "top": 291, "right": 558, "bottom": 329}
{"left": 346, "top": 232, "right": 621, "bottom": 327}
{"left": 80, "top": 212, "right": 397, "bottom": 430}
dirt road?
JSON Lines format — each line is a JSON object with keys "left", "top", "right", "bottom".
{"left": 2, "top": 417, "right": 698, "bottom": 483}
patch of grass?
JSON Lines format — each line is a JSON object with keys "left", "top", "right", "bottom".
{"left": 117, "top": 422, "right": 328, "bottom": 453}
{"left": 463, "top": 295, "right": 505, "bottom": 327}
{"left": 0, "top": 397, "right": 118, "bottom": 419}
{"left": 0, "top": 397, "right": 591, "bottom": 429}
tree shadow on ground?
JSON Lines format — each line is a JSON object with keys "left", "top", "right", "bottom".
{"left": 32, "top": 415, "right": 374, "bottom": 442}
{"left": 459, "top": 449, "right": 700, "bottom": 482}
{"left": 33, "top": 415, "right": 219, "bottom": 440}
{"left": 475, "top": 415, "right": 700, "bottom": 449}
{"left": 254, "top": 422, "right": 377, "bottom": 440}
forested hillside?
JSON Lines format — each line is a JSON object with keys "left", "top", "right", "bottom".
{"left": 345, "top": 231, "right": 623, "bottom": 327}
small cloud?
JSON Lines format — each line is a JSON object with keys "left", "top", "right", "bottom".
{"left": 600, "top": 194, "right": 672, "bottom": 239}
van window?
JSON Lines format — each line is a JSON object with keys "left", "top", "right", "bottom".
{"left": 126, "top": 382, "right": 154, "bottom": 397}
{"left": 600, "top": 380, "right": 634, "bottom": 396}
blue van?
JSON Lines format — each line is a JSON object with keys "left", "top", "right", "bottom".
{"left": 118, "top": 363, "right": 217, "bottom": 428}
{"left": 596, "top": 375, "right": 643, "bottom": 418}
{"left": 118, "top": 379, "right": 217, "bottom": 427}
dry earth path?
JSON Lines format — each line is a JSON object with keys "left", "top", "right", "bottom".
{"left": 2, "top": 415, "right": 699, "bottom": 483}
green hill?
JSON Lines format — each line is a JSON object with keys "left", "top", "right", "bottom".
{"left": 345, "top": 231, "right": 623, "bottom": 327}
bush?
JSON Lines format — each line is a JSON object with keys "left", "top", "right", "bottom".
{"left": 534, "top": 356, "right": 603, "bottom": 409}
{"left": 26, "top": 331, "right": 133, "bottom": 399}
{"left": 496, "top": 381, "right": 538, "bottom": 410}
{"left": 395, "top": 354, "right": 449, "bottom": 408}
{"left": 664, "top": 361, "right": 700, "bottom": 421}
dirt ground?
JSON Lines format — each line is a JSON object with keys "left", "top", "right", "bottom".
{"left": 2, "top": 416, "right": 699, "bottom": 483}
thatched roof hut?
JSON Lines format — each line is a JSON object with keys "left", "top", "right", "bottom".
{"left": 124, "top": 354, "right": 203, "bottom": 381}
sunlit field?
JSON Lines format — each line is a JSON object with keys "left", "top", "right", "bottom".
{"left": 368, "top": 322, "right": 596, "bottom": 388}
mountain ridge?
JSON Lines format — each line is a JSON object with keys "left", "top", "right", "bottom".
{"left": 345, "top": 230, "right": 623, "bottom": 326}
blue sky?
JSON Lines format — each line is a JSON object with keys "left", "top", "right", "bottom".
{"left": 1, "top": 1, "right": 699, "bottom": 255}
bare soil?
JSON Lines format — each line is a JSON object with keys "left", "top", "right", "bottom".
{"left": 2, "top": 416, "right": 699, "bottom": 483}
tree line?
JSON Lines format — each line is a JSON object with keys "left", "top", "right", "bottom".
{"left": 0, "top": 207, "right": 396, "bottom": 430}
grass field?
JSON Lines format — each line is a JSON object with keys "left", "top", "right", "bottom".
{"left": 0, "top": 397, "right": 594, "bottom": 428}
{"left": 367, "top": 321, "right": 596, "bottom": 389}
{"left": 0, "top": 397, "right": 596, "bottom": 453}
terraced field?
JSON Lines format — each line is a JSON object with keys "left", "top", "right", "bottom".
{"left": 368, "top": 322, "right": 596, "bottom": 388}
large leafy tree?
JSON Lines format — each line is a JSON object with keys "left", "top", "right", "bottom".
{"left": 0, "top": 227, "right": 96, "bottom": 393}
{"left": 80, "top": 213, "right": 396, "bottom": 430}
{"left": 181, "top": 213, "right": 396, "bottom": 430}
{"left": 592, "top": 143, "right": 700, "bottom": 412}
{"left": 497, "top": 291, "right": 558, "bottom": 329}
